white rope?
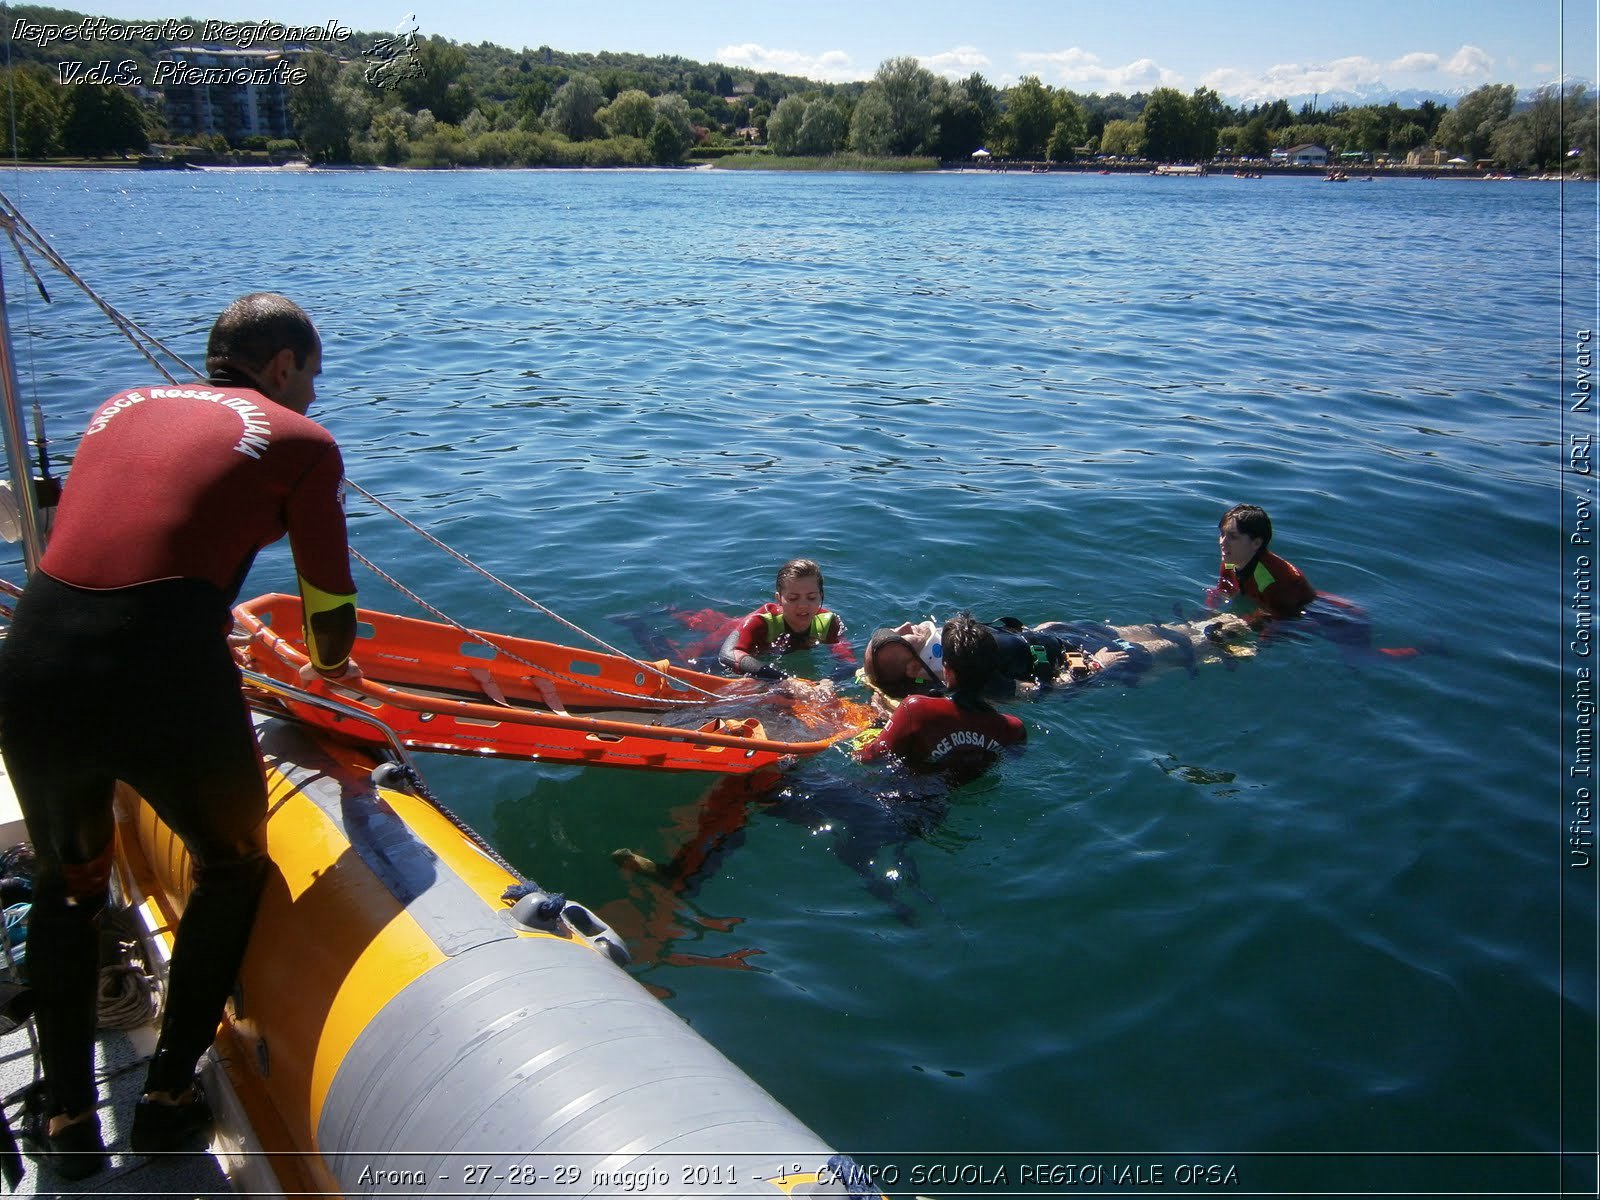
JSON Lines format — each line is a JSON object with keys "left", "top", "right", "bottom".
{"left": 345, "top": 481, "right": 725, "bottom": 698}
{"left": 0, "top": 194, "right": 194, "bottom": 384}
{"left": 96, "top": 963, "right": 155, "bottom": 1030}
{"left": 349, "top": 547, "right": 721, "bottom": 706}
{"left": 0, "top": 190, "right": 714, "bottom": 692}
{"left": 95, "top": 905, "right": 158, "bottom": 1030}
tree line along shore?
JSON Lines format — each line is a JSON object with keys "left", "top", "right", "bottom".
{"left": 1, "top": 5, "right": 1593, "bottom": 175}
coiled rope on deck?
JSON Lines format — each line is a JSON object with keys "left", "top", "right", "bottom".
{"left": 95, "top": 906, "right": 157, "bottom": 1030}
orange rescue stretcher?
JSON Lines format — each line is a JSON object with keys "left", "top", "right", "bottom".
{"left": 231, "top": 593, "right": 871, "bottom": 776}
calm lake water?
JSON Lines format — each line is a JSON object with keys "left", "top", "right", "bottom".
{"left": 0, "top": 165, "right": 1592, "bottom": 1196}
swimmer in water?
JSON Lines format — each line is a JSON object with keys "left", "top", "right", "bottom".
{"left": 859, "top": 611, "right": 1254, "bottom": 709}
{"left": 718, "top": 558, "right": 852, "bottom": 680}
{"left": 1207, "top": 503, "right": 1430, "bottom": 659}
{"left": 854, "top": 613, "right": 1026, "bottom": 777}
{"left": 1210, "top": 504, "right": 1316, "bottom": 621}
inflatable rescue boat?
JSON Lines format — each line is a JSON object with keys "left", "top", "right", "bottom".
{"left": 112, "top": 680, "right": 874, "bottom": 1196}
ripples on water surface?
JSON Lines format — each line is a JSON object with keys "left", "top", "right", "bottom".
{"left": 3, "top": 168, "right": 1591, "bottom": 1192}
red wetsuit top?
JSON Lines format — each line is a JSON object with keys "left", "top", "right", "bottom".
{"left": 858, "top": 693, "right": 1025, "bottom": 774}
{"left": 720, "top": 603, "right": 848, "bottom": 673}
{"left": 42, "top": 379, "right": 356, "bottom": 665}
{"left": 1213, "top": 549, "right": 1316, "bottom": 618}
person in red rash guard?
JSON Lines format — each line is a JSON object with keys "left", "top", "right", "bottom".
{"left": 1207, "top": 503, "right": 1428, "bottom": 660}
{"left": 857, "top": 613, "right": 1025, "bottom": 779}
{"left": 1210, "top": 504, "right": 1317, "bottom": 621}
{"left": 0, "top": 293, "right": 357, "bottom": 1176}
{"left": 719, "top": 557, "right": 851, "bottom": 679}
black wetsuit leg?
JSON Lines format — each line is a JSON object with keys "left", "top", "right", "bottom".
{"left": 0, "top": 575, "right": 269, "bottom": 1108}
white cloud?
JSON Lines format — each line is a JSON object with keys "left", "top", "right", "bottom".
{"left": 1204, "top": 44, "right": 1505, "bottom": 105}
{"left": 714, "top": 42, "right": 994, "bottom": 86}
{"left": 717, "top": 39, "right": 1506, "bottom": 98}
{"left": 1267, "top": 55, "right": 1386, "bottom": 93}
{"left": 1444, "top": 45, "right": 1494, "bottom": 77}
{"left": 919, "top": 45, "right": 992, "bottom": 80}
{"left": 1198, "top": 66, "right": 1256, "bottom": 97}
{"left": 714, "top": 42, "right": 866, "bottom": 83}
{"left": 1015, "top": 47, "right": 1178, "bottom": 92}
{"left": 1390, "top": 52, "right": 1441, "bottom": 74}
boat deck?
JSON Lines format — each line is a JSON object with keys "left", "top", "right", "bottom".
{"left": 0, "top": 1022, "right": 236, "bottom": 1195}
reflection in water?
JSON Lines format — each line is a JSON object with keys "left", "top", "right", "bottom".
{"left": 606, "top": 755, "right": 959, "bottom": 987}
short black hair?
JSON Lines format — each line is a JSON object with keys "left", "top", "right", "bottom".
{"left": 941, "top": 612, "right": 999, "bottom": 695}
{"left": 206, "top": 293, "right": 319, "bottom": 376}
{"left": 1221, "top": 503, "right": 1273, "bottom": 548}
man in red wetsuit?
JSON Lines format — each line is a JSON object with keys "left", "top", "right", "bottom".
{"left": 1211, "top": 503, "right": 1316, "bottom": 620}
{"left": 0, "top": 293, "right": 357, "bottom": 1177}
{"left": 857, "top": 613, "right": 1025, "bottom": 778}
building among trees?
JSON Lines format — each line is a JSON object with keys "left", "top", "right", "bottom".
{"left": 1285, "top": 143, "right": 1328, "bottom": 166}
{"left": 160, "top": 48, "right": 299, "bottom": 141}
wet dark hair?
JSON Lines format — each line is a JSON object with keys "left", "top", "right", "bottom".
{"left": 941, "top": 612, "right": 999, "bottom": 697}
{"left": 863, "top": 627, "right": 930, "bottom": 699}
{"left": 206, "top": 293, "right": 319, "bottom": 376}
{"left": 775, "top": 558, "right": 824, "bottom": 598}
{"left": 1221, "top": 503, "right": 1273, "bottom": 549}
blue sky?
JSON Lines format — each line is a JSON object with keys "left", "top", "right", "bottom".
{"left": 68, "top": 1, "right": 1598, "bottom": 98}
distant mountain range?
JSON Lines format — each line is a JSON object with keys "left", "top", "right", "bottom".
{"left": 1221, "top": 83, "right": 1587, "bottom": 112}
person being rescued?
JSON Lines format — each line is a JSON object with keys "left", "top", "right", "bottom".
{"left": 854, "top": 613, "right": 1026, "bottom": 778}
{"left": 859, "top": 610, "right": 1255, "bottom": 712}
{"left": 719, "top": 557, "right": 854, "bottom": 680}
